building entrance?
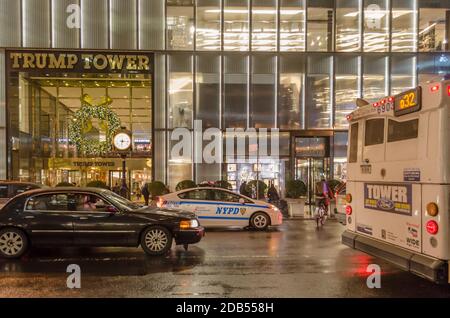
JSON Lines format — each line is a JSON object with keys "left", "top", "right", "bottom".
{"left": 6, "top": 50, "right": 154, "bottom": 192}
{"left": 294, "top": 137, "right": 331, "bottom": 215}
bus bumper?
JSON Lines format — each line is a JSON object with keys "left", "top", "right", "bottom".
{"left": 342, "top": 230, "right": 448, "bottom": 284}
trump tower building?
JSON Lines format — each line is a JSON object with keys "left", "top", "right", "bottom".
{"left": 0, "top": 0, "right": 449, "bottom": 200}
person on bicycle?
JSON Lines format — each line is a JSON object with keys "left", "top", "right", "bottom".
{"left": 314, "top": 177, "right": 334, "bottom": 226}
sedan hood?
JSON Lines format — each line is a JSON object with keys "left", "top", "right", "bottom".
{"left": 132, "top": 206, "right": 196, "bottom": 219}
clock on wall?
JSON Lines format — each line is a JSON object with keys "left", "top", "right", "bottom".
{"left": 113, "top": 129, "right": 132, "bottom": 152}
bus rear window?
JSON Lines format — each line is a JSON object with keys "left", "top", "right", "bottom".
{"left": 349, "top": 123, "right": 358, "bottom": 163}
{"left": 388, "top": 119, "right": 418, "bottom": 142}
{"left": 365, "top": 118, "right": 384, "bottom": 146}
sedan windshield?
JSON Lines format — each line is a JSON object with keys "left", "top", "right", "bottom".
{"left": 104, "top": 191, "right": 144, "bottom": 211}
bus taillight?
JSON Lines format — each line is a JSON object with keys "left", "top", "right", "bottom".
{"left": 426, "top": 220, "right": 439, "bottom": 235}
{"left": 345, "top": 205, "right": 352, "bottom": 215}
{"left": 345, "top": 193, "right": 352, "bottom": 203}
{"left": 426, "top": 202, "right": 439, "bottom": 216}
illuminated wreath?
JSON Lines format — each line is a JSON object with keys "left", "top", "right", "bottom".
{"left": 68, "top": 94, "right": 121, "bottom": 156}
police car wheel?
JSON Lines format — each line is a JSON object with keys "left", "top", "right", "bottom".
{"left": 0, "top": 228, "right": 28, "bottom": 259}
{"left": 250, "top": 213, "right": 270, "bottom": 230}
{"left": 141, "top": 226, "right": 173, "bottom": 256}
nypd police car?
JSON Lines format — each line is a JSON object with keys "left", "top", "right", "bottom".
{"left": 157, "top": 187, "right": 283, "bottom": 230}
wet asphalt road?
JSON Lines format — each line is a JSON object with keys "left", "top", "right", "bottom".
{"left": 1, "top": 219, "right": 450, "bottom": 298}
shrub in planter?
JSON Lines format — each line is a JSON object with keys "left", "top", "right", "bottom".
{"left": 285, "top": 180, "right": 307, "bottom": 199}
{"left": 55, "top": 182, "right": 75, "bottom": 187}
{"left": 86, "top": 180, "right": 110, "bottom": 190}
{"left": 246, "top": 180, "right": 268, "bottom": 200}
{"left": 214, "top": 180, "right": 232, "bottom": 190}
{"left": 147, "top": 181, "right": 170, "bottom": 200}
{"left": 175, "top": 180, "right": 197, "bottom": 191}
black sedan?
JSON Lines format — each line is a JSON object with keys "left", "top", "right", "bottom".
{"left": 0, "top": 187, "right": 204, "bottom": 258}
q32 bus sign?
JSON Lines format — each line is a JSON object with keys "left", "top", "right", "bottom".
{"left": 394, "top": 87, "right": 422, "bottom": 117}
{"left": 364, "top": 183, "right": 412, "bottom": 216}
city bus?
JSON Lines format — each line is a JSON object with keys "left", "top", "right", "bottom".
{"left": 342, "top": 80, "right": 450, "bottom": 284}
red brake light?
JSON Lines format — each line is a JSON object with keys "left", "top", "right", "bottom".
{"left": 426, "top": 220, "right": 438, "bottom": 235}
{"left": 447, "top": 85, "right": 450, "bottom": 96}
{"left": 345, "top": 205, "right": 352, "bottom": 215}
{"left": 431, "top": 84, "right": 440, "bottom": 92}
{"left": 387, "top": 96, "right": 394, "bottom": 103}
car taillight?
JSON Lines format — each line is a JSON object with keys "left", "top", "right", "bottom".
{"left": 426, "top": 220, "right": 438, "bottom": 235}
{"left": 345, "top": 205, "right": 352, "bottom": 215}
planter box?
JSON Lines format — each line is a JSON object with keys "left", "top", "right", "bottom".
{"left": 286, "top": 198, "right": 306, "bottom": 218}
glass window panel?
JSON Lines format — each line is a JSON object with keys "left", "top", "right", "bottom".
{"left": 52, "top": 0, "right": 80, "bottom": 48}
{"left": 365, "top": 118, "right": 384, "bottom": 146}
{"left": 224, "top": 0, "right": 250, "bottom": 51}
{"left": 307, "top": 0, "right": 334, "bottom": 52}
{"left": 390, "top": 55, "right": 416, "bottom": 95}
{"left": 132, "top": 88, "right": 152, "bottom": 99}
{"left": 168, "top": 54, "right": 193, "bottom": 129}
{"left": 336, "top": 0, "right": 362, "bottom": 52}
{"left": 168, "top": 134, "right": 193, "bottom": 191}
{"left": 419, "top": 1, "right": 449, "bottom": 52}
{"left": 363, "top": 0, "right": 389, "bottom": 52}
{"left": 279, "top": 55, "right": 304, "bottom": 129}
{"left": 251, "top": 55, "right": 276, "bottom": 128}
{"left": 81, "top": 0, "right": 108, "bottom": 49}
{"left": 335, "top": 55, "right": 359, "bottom": 129}
{"left": 108, "top": 88, "right": 130, "bottom": 99}
{"left": 196, "top": 54, "right": 220, "bottom": 128}
{"left": 58, "top": 87, "right": 82, "bottom": 98}
{"left": 196, "top": 0, "right": 221, "bottom": 51}
{"left": 196, "top": 139, "right": 221, "bottom": 183}
{"left": 224, "top": 55, "right": 248, "bottom": 128}
{"left": 418, "top": 53, "right": 450, "bottom": 84}
{"left": 349, "top": 123, "right": 358, "bottom": 163}
{"left": 139, "top": 0, "right": 165, "bottom": 50}
{"left": 280, "top": 0, "right": 306, "bottom": 51}
{"left": 306, "top": 55, "right": 331, "bottom": 129}
{"left": 387, "top": 119, "right": 419, "bottom": 142}
{"left": 334, "top": 131, "right": 348, "bottom": 180}
{"left": 167, "top": 0, "right": 194, "bottom": 50}
{"left": 392, "top": 0, "right": 417, "bottom": 52}
{"left": 154, "top": 54, "right": 166, "bottom": 130}
{"left": 110, "top": 0, "right": 137, "bottom": 50}
{"left": 23, "top": 0, "right": 51, "bottom": 48}
{"left": 252, "top": 0, "right": 277, "bottom": 52}
{"left": 0, "top": 0, "right": 21, "bottom": 47}
{"left": 363, "top": 55, "right": 387, "bottom": 101}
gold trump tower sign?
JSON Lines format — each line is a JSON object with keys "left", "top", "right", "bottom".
{"left": 7, "top": 50, "right": 153, "bottom": 74}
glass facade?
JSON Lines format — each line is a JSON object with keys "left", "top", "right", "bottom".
{"left": 0, "top": 0, "right": 449, "bottom": 191}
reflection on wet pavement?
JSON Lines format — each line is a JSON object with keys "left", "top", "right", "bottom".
{"left": 1, "top": 219, "right": 450, "bottom": 297}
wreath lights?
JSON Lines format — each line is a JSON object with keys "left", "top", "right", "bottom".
{"left": 68, "top": 94, "right": 121, "bottom": 156}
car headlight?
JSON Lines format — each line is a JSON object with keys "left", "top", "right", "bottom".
{"left": 180, "top": 219, "right": 199, "bottom": 229}
{"left": 269, "top": 205, "right": 280, "bottom": 212}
